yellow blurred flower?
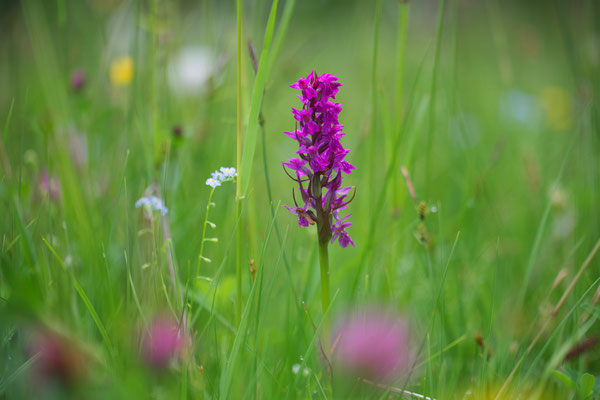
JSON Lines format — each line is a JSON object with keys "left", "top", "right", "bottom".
{"left": 539, "top": 87, "right": 573, "bottom": 131}
{"left": 460, "top": 383, "right": 560, "bottom": 400}
{"left": 110, "top": 56, "right": 134, "bottom": 86}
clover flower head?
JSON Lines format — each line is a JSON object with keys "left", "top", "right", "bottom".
{"left": 27, "top": 328, "right": 86, "bottom": 387}
{"left": 283, "top": 71, "right": 355, "bottom": 248}
{"left": 135, "top": 195, "right": 168, "bottom": 215}
{"left": 333, "top": 309, "right": 412, "bottom": 382}
{"left": 142, "top": 316, "right": 184, "bottom": 370}
{"left": 70, "top": 68, "right": 86, "bottom": 91}
{"left": 206, "top": 166, "right": 236, "bottom": 189}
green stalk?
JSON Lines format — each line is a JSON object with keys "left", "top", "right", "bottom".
{"left": 368, "top": 0, "right": 382, "bottom": 215}
{"left": 393, "top": 1, "right": 409, "bottom": 204}
{"left": 314, "top": 172, "right": 332, "bottom": 341}
{"left": 387, "top": 1, "right": 410, "bottom": 300}
{"left": 318, "top": 241, "right": 330, "bottom": 320}
{"left": 318, "top": 234, "right": 331, "bottom": 356}
{"left": 425, "top": 0, "right": 446, "bottom": 192}
{"left": 236, "top": 201, "right": 242, "bottom": 325}
{"left": 195, "top": 188, "right": 216, "bottom": 280}
{"left": 235, "top": 0, "right": 243, "bottom": 326}
{"left": 151, "top": 0, "right": 159, "bottom": 175}
{"left": 235, "top": 0, "right": 279, "bottom": 326}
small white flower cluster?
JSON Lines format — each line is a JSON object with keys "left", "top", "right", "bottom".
{"left": 205, "top": 167, "right": 237, "bottom": 189}
{"left": 135, "top": 195, "right": 168, "bottom": 215}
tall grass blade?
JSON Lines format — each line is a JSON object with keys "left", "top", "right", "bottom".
{"left": 239, "top": 0, "right": 279, "bottom": 197}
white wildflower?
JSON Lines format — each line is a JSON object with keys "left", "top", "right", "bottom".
{"left": 219, "top": 167, "right": 237, "bottom": 179}
{"left": 211, "top": 170, "right": 225, "bottom": 181}
{"left": 167, "top": 46, "right": 224, "bottom": 97}
{"left": 205, "top": 178, "right": 221, "bottom": 188}
{"left": 135, "top": 197, "right": 150, "bottom": 208}
{"left": 206, "top": 167, "right": 235, "bottom": 188}
{"left": 135, "top": 195, "right": 168, "bottom": 215}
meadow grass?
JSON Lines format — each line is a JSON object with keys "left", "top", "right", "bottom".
{"left": 1, "top": 0, "right": 599, "bottom": 399}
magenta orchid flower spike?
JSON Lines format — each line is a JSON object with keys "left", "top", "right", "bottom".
{"left": 283, "top": 71, "right": 355, "bottom": 249}
{"left": 283, "top": 71, "right": 356, "bottom": 323}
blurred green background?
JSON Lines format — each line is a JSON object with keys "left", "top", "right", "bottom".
{"left": 1, "top": 0, "right": 599, "bottom": 398}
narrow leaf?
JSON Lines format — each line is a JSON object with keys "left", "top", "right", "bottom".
{"left": 239, "top": 0, "right": 279, "bottom": 196}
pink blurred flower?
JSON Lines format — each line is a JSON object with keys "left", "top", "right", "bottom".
{"left": 39, "top": 170, "right": 61, "bottom": 202}
{"left": 332, "top": 309, "right": 412, "bottom": 382}
{"left": 70, "top": 68, "right": 86, "bottom": 91}
{"left": 142, "top": 317, "right": 184, "bottom": 370}
{"left": 27, "top": 328, "right": 86, "bottom": 387}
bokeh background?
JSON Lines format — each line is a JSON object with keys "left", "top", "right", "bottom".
{"left": 1, "top": 0, "right": 599, "bottom": 398}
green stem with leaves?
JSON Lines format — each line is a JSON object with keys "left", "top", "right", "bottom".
{"left": 196, "top": 188, "right": 216, "bottom": 280}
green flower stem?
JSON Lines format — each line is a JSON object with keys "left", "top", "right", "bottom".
{"left": 318, "top": 241, "right": 330, "bottom": 316}
{"left": 314, "top": 172, "right": 332, "bottom": 342}
{"left": 318, "top": 237, "right": 330, "bottom": 343}
{"left": 196, "top": 188, "right": 216, "bottom": 280}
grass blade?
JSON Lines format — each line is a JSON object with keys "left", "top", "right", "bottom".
{"left": 42, "top": 237, "right": 114, "bottom": 356}
{"left": 239, "top": 0, "right": 279, "bottom": 197}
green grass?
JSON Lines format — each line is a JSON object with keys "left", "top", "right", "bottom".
{"left": 1, "top": 0, "right": 600, "bottom": 399}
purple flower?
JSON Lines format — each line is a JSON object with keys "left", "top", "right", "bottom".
{"left": 70, "top": 68, "right": 86, "bottom": 91}
{"left": 142, "top": 316, "right": 184, "bottom": 370}
{"left": 332, "top": 219, "right": 354, "bottom": 248}
{"left": 283, "top": 71, "right": 355, "bottom": 247}
{"left": 172, "top": 125, "right": 183, "bottom": 138}
{"left": 282, "top": 205, "right": 315, "bottom": 227}
{"left": 282, "top": 158, "right": 310, "bottom": 177}
{"left": 332, "top": 310, "right": 412, "bottom": 382}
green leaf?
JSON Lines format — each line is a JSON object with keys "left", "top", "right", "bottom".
{"left": 265, "top": 0, "right": 296, "bottom": 79}
{"left": 578, "top": 373, "right": 594, "bottom": 398}
{"left": 553, "top": 370, "right": 574, "bottom": 390}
